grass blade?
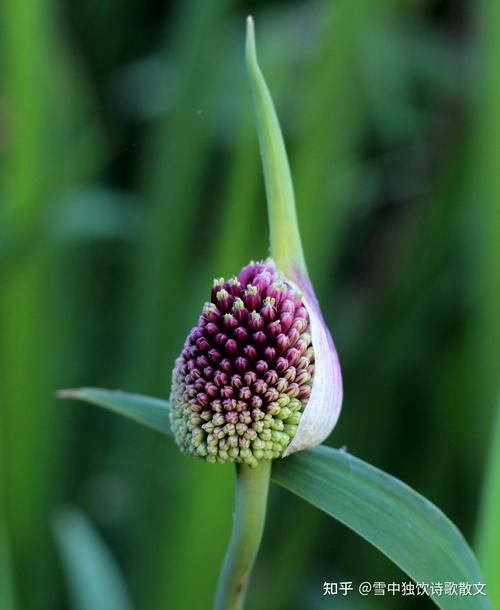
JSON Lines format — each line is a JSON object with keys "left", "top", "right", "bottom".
{"left": 477, "top": 396, "right": 500, "bottom": 609}
{"left": 471, "top": 3, "right": 500, "bottom": 609}
{"left": 57, "top": 389, "right": 171, "bottom": 436}
{"left": 54, "top": 508, "right": 134, "bottom": 610}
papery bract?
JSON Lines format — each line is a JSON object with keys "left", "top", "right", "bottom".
{"left": 283, "top": 269, "right": 343, "bottom": 456}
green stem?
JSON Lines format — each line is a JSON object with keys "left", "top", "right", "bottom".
{"left": 213, "top": 460, "right": 271, "bottom": 610}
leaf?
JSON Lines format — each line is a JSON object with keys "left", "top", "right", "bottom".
{"left": 57, "top": 388, "right": 171, "bottom": 436}
{"left": 272, "top": 446, "right": 490, "bottom": 610}
{"left": 59, "top": 388, "right": 490, "bottom": 610}
{"left": 53, "top": 507, "right": 134, "bottom": 610}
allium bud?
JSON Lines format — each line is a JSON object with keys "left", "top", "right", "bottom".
{"left": 170, "top": 258, "right": 342, "bottom": 466}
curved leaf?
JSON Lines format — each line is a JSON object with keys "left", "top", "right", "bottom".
{"left": 57, "top": 388, "right": 171, "bottom": 436}
{"left": 59, "top": 388, "right": 490, "bottom": 609}
{"left": 272, "top": 446, "right": 490, "bottom": 610}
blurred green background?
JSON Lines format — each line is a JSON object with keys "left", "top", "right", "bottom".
{"left": 1, "top": 0, "right": 499, "bottom": 609}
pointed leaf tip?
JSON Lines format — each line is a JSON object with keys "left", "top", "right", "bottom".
{"left": 56, "top": 389, "right": 77, "bottom": 399}
{"left": 245, "top": 16, "right": 306, "bottom": 275}
{"left": 246, "top": 16, "right": 256, "bottom": 64}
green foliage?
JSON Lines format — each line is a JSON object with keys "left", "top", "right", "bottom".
{"left": 473, "top": 3, "right": 500, "bottom": 609}
{"left": 54, "top": 508, "right": 134, "bottom": 610}
{"left": 59, "top": 388, "right": 491, "bottom": 610}
{"left": 0, "top": 519, "right": 16, "bottom": 610}
{"left": 58, "top": 389, "right": 171, "bottom": 435}
{"left": 274, "top": 449, "right": 490, "bottom": 610}
{"left": 478, "top": 397, "right": 500, "bottom": 610}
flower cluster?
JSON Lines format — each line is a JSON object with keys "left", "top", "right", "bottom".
{"left": 170, "top": 259, "right": 314, "bottom": 466}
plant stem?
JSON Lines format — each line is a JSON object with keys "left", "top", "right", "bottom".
{"left": 213, "top": 460, "right": 271, "bottom": 610}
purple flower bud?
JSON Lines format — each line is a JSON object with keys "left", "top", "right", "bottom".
{"left": 170, "top": 259, "right": 316, "bottom": 466}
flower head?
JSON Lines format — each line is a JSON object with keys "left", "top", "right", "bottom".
{"left": 170, "top": 259, "right": 315, "bottom": 467}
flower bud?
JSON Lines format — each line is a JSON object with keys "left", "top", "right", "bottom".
{"left": 170, "top": 258, "right": 342, "bottom": 466}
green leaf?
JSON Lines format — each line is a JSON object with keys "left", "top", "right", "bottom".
{"left": 272, "top": 447, "right": 490, "bottom": 610}
{"left": 58, "top": 388, "right": 171, "bottom": 436}
{"left": 59, "top": 388, "right": 490, "bottom": 609}
{"left": 53, "top": 507, "right": 134, "bottom": 610}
